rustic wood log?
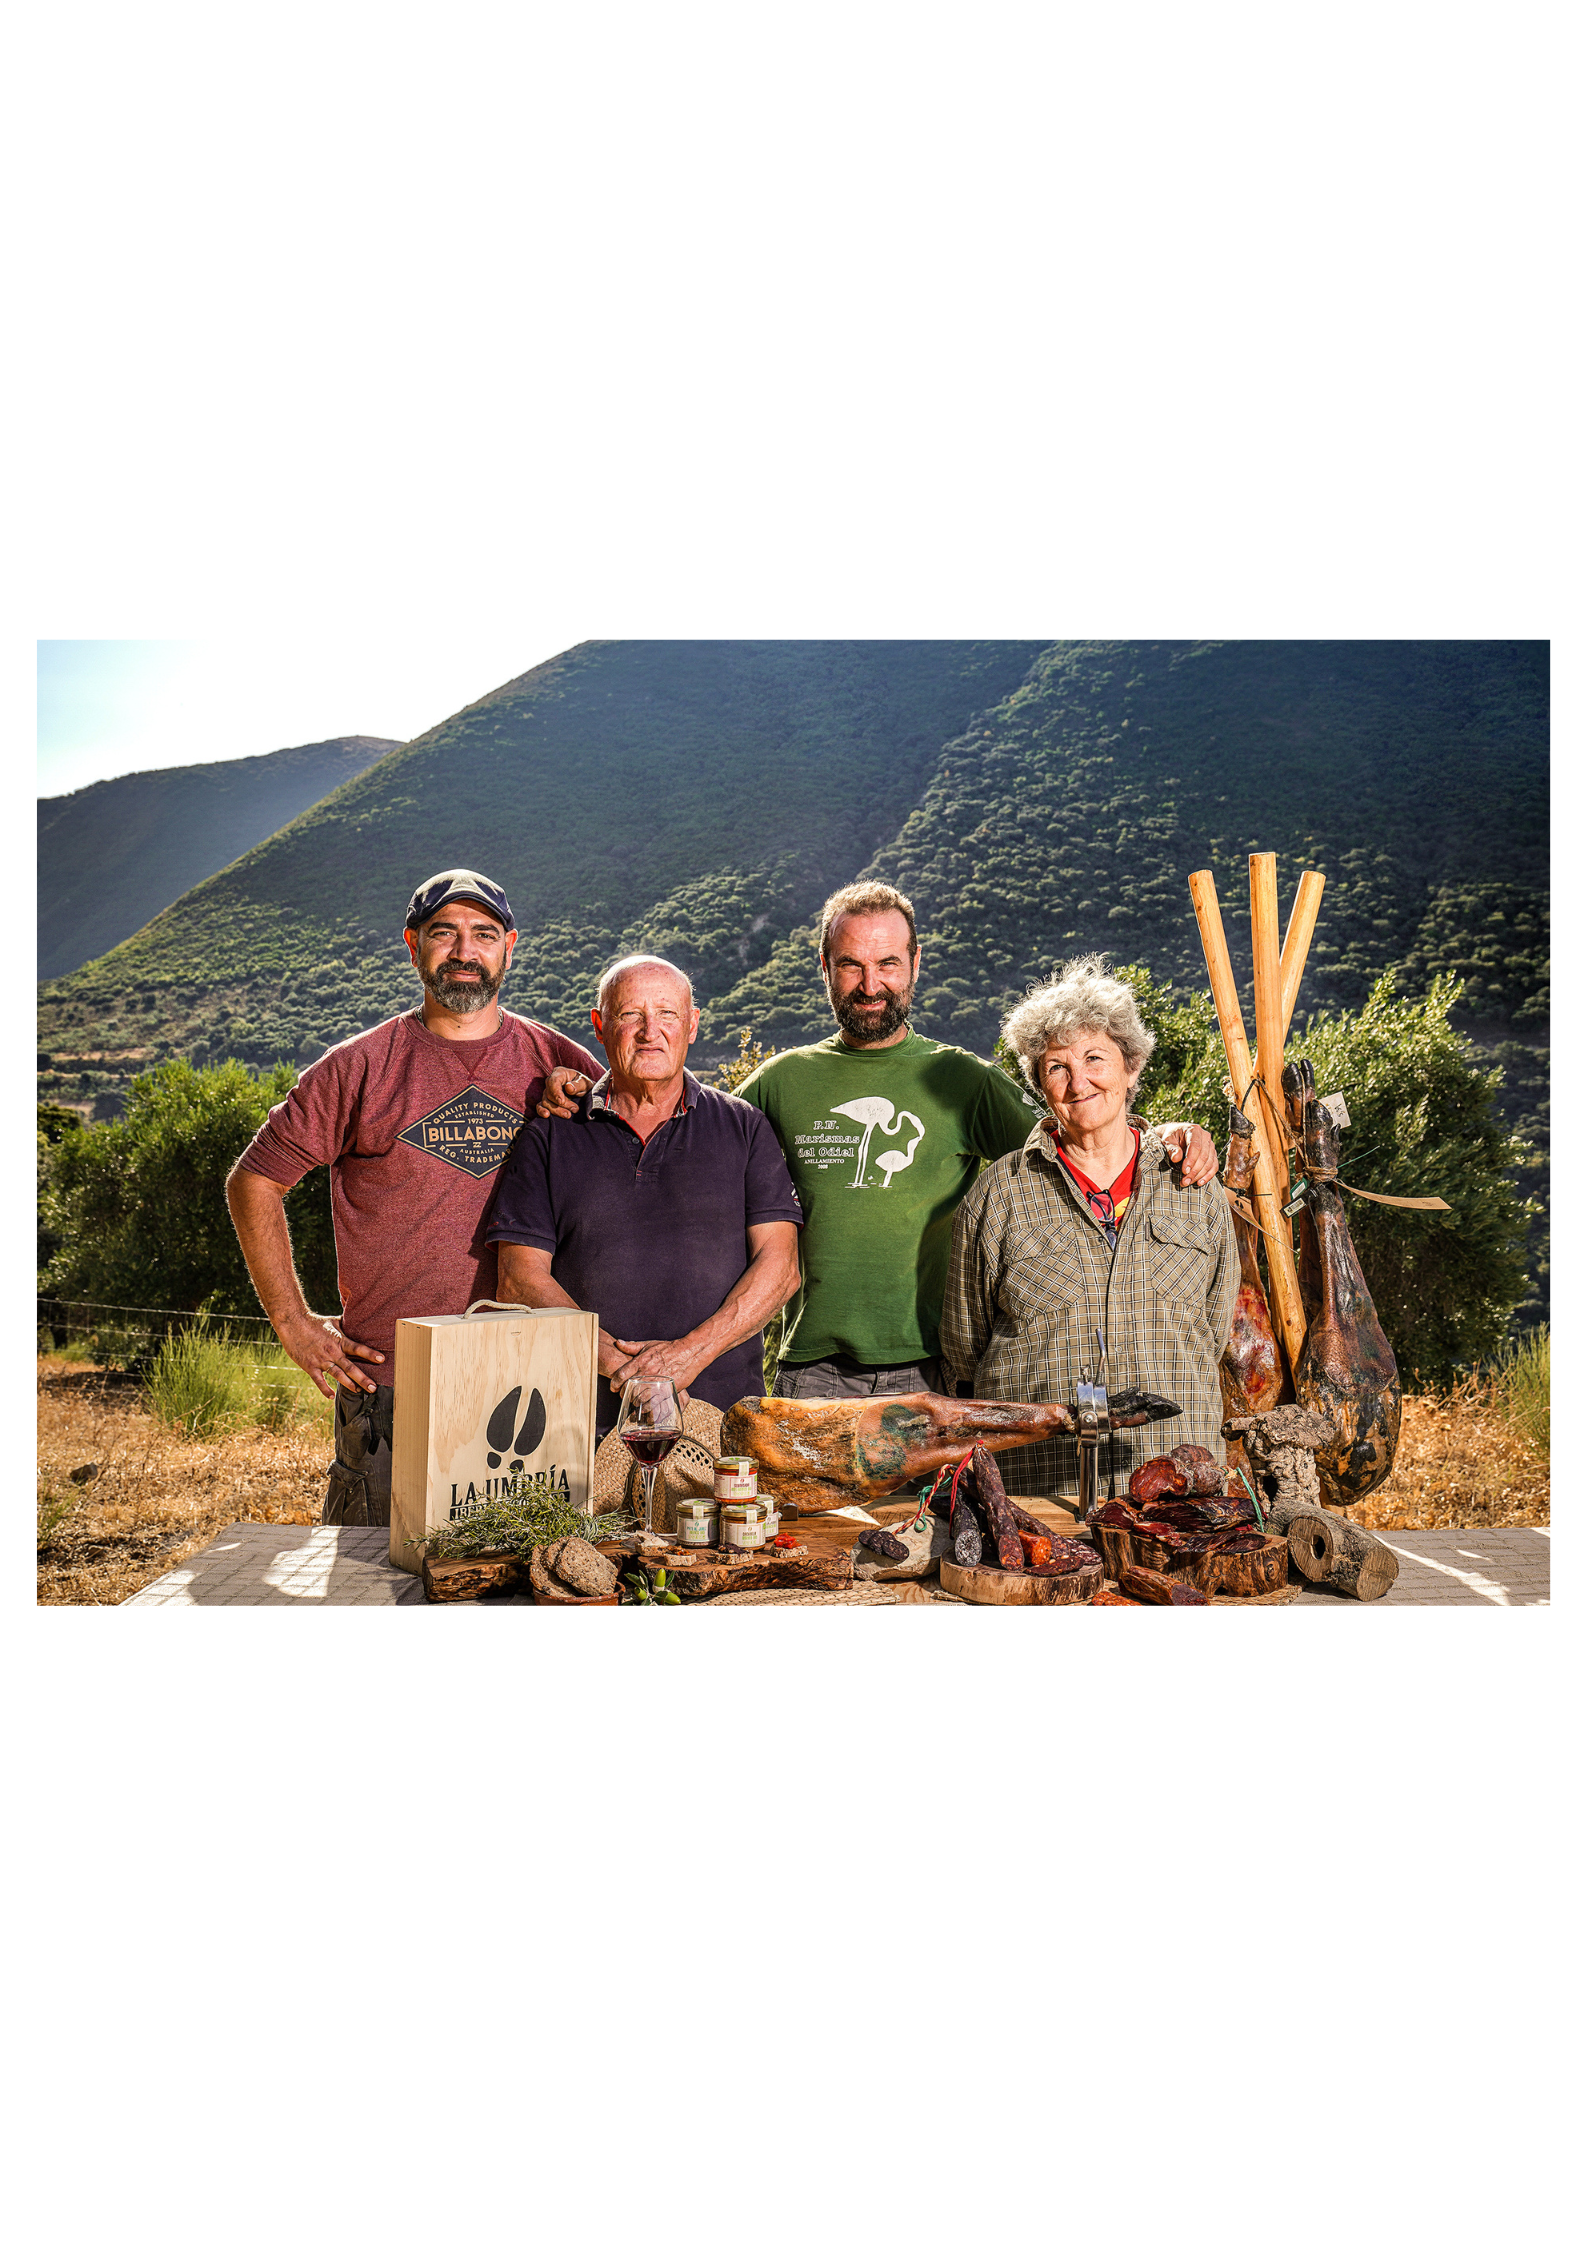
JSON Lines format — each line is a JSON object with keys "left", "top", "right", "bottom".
{"left": 939, "top": 1550, "right": 1102, "bottom": 1605}
{"left": 1276, "top": 1505, "right": 1397, "bottom": 1600}
{"left": 422, "top": 1549, "right": 525, "bottom": 1602}
{"left": 1278, "top": 869, "right": 1326, "bottom": 1045}
{"left": 1267, "top": 1496, "right": 1343, "bottom": 1578}
{"left": 1119, "top": 1564, "right": 1209, "bottom": 1606}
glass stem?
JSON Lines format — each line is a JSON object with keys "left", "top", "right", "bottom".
{"left": 640, "top": 1464, "right": 658, "bottom": 1532}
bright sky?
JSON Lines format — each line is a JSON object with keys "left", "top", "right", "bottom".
{"left": 37, "top": 634, "right": 578, "bottom": 798}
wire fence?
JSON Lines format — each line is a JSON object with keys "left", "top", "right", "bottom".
{"left": 37, "top": 1295, "right": 278, "bottom": 1370}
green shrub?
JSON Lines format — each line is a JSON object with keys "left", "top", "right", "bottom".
{"left": 39, "top": 1059, "right": 338, "bottom": 1316}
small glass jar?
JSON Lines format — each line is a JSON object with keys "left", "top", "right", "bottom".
{"left": 714, "top": 1456, "right": 759, "bottom": 1505}
{"left": 720, "top": 1499, "right": 768, "bottom": 1551}
{"left": 675, "top": 1497, "right": 720, "bottom": 1548}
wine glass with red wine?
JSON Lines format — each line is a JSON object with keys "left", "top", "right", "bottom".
{"left": 615, "top": 1377, "right": 684, "bottom": 1532}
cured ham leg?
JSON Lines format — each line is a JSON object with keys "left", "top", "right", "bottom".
{"left": 1281, "top": 1059, "right": 1401, "bottom": 1506}
{"left": 1218, "top": 1106, "right": 1286, "bottom": 1464}
{"left": 721, "top": 1388, "right": 1181, "bottom": 1510}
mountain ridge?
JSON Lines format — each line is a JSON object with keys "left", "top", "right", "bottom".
{"left": 38, "top": 733, "right": 403, "bottom": 980}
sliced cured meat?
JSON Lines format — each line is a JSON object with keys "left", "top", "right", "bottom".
{"left": 1136, "top": 1495, "right": 1255, "bottom": 1532}
{"left": 1027, "top": 1541, "right": 1097, "bottom": 1576}
{"left": 1129, "top": 1455, "right": 1187, "bottom": 1503}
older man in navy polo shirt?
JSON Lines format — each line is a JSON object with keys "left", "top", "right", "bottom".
{"left": 487, "top": 954, "right": 804, "bottom": 1434}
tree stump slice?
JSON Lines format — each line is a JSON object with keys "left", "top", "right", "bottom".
{"left": 939, "top": 1549, "right": 1102, "bottom": 1605}
{"left": 422, "top": 1550, "right": 525, "bottom": 1602}
{"left": 1192, "top": 1534, "right": 1290, "bottom": 1598}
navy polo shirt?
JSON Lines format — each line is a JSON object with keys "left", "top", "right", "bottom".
{"left": 485, "top": 1070, "right": 805, "bottom": 1432}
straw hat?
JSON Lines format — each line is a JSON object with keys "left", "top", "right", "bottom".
{"left": 591, "top": 1398, "right": 724, "bottom": 1531}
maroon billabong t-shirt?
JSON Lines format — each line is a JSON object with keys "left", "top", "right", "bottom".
{"left": 238, "top": 1007, "right": 598, "bottom": 1379}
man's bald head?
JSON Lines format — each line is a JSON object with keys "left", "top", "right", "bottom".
{"left": 596, "top": 954, "right": 695, "bottom": 1019}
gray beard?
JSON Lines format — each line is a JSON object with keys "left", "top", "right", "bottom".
{"left": 831, "top": 984, "right": 913, "bottom": 1043}
{"left": 421, "top": 962, "right": 504, "bottom": 1015}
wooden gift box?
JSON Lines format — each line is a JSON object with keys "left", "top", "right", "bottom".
{"left": 389, "top": 1304, "right": 600, "bottom": 1573}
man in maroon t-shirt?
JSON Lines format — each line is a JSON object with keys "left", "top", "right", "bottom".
{"left": 226, "top": 869, "right": 599, "bottom": 1526}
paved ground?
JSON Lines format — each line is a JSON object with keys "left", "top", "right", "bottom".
{"left": 119, "top": 1522, "right": 1550, "bottom": 1607}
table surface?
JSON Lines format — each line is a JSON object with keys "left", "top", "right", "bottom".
{"left": 118, "top": 1520, "right": 1550, "bottom": 1607}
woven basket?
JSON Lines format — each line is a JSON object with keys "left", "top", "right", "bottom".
{"left": 591, "top": 1400, "right": 723, "bottom": 1532}
{"left": 704, "top": 1583, "right": 902, "bottom": 1607}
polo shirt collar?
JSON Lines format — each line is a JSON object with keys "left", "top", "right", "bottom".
{"left": 587, "top": 1068, "right": 699, "bottom": 1117}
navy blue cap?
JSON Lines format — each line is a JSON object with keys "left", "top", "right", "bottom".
{"left": 405, "top": 869, "right": 515, "bottom": 933}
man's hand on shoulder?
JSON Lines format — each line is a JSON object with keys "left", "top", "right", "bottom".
{"left": 537, "top": 1067, "right": 589, "bottom": 1119}
{"left": 1160, "top": 1121, "right": 1218, "bottom": 1187}
{"left": 277, "top": 1313, "right": 385, "bottom": 1400}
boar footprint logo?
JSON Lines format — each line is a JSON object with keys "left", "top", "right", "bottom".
{"left": 485, "top": 1384, "right": 546, "bottom": 1469}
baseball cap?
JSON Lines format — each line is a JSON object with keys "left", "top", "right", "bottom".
{"left": 405, "top": 869, "right": 516, "bottom": 932}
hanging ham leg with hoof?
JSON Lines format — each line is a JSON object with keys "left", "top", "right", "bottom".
{"left": 1280, "top": 1058, "right": 1402, "bottom": 1507}
{"left": 1218, "top": 1105, "right": 1286, "bottom": 1470}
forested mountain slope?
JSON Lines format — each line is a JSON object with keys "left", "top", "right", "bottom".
{"left": 38, "top": 734, "right": 401, "bottom": 980}
{"left": 37, "top": 641, "right": 1042, "bottom": 1099}
{"left": 699, "top": 640, "right": 1548, "bottom": 1053}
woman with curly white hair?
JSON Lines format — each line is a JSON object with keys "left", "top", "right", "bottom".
{"left": 940, "top": 955, "right": 1238, "bottom": 1512}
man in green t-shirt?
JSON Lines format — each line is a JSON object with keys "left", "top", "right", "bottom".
{"left": 535, "top": 880, "right": 1216, "bottom": 1402}
{"left": 734, "top": 882, "right": 1214, "bottom": 1400}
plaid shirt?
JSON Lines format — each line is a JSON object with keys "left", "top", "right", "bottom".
{"left": 940, "top": 1117, "right": 1239, "bottom": 1506}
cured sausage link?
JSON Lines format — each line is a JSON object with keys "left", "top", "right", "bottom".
{"left": 969, "top": 1444, "right": 1026, "bottom": 1572}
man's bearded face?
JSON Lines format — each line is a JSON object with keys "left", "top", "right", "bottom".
{"left": 419, "top": 953, "right": 506, "bottom": 1014}
{"left": 830, "top": 980, "right": 914, "bottom": 1043}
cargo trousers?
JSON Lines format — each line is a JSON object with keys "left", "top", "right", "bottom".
{"left": 323, "top": 1383, "right": 395, "bottom": 1528}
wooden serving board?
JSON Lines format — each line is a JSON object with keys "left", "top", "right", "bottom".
{"left": 422, "top": 1549, "right": 525, "bottom": 1602}
{"left": 940, "top": 1550, "right": 1103, "bottom": 1606}
{"left": 618, "top": 1542, "right": 854, "bottom": 1601}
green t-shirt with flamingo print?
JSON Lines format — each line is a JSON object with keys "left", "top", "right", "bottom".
{"left": 736, "top": 1029, "right": 1042, "bottom": 1367}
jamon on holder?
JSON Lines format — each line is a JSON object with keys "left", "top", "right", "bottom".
{"left": 720, "top": 1388, "right": 1181, "bottom": 1510}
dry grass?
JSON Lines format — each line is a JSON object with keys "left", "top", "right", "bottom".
{"left": 36, "top": 1351, "right": 1549, "bottom": 1604}
{"left": 36, "top": 1356, "right": 332, "bottom": 1606}
{"left": 1350, "top": 1376, "right": 1549, "bottom": 1531}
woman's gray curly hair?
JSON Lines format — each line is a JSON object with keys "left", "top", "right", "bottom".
{"left": 1001, "top": 955, "right": 1156, "bottom": 1091}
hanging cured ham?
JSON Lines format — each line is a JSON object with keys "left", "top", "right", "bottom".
{"left": 1218, "top": 1106, "right": 1286, "bottom": 1445}
{"left": 1280, "top": 1058, "right": 1401, "bottom": 1506}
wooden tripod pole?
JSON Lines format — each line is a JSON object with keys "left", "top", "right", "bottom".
{"left": 1188, "top": 868, "right": 1308, "bottom": 1374}
{"left": 1279, "top": 869, "right": 1325, "bottom": 1045}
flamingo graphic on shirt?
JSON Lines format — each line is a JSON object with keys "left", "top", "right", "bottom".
{"left": 831, "top": 1097, "right": 927, "bottom": 1187}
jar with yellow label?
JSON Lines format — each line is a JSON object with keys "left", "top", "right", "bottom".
{"left": 675, "top": 1497, "right": 720, "bottom": 1548}
{"left": 720, "top": 1500, "right": 768, "bottom": 1552}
